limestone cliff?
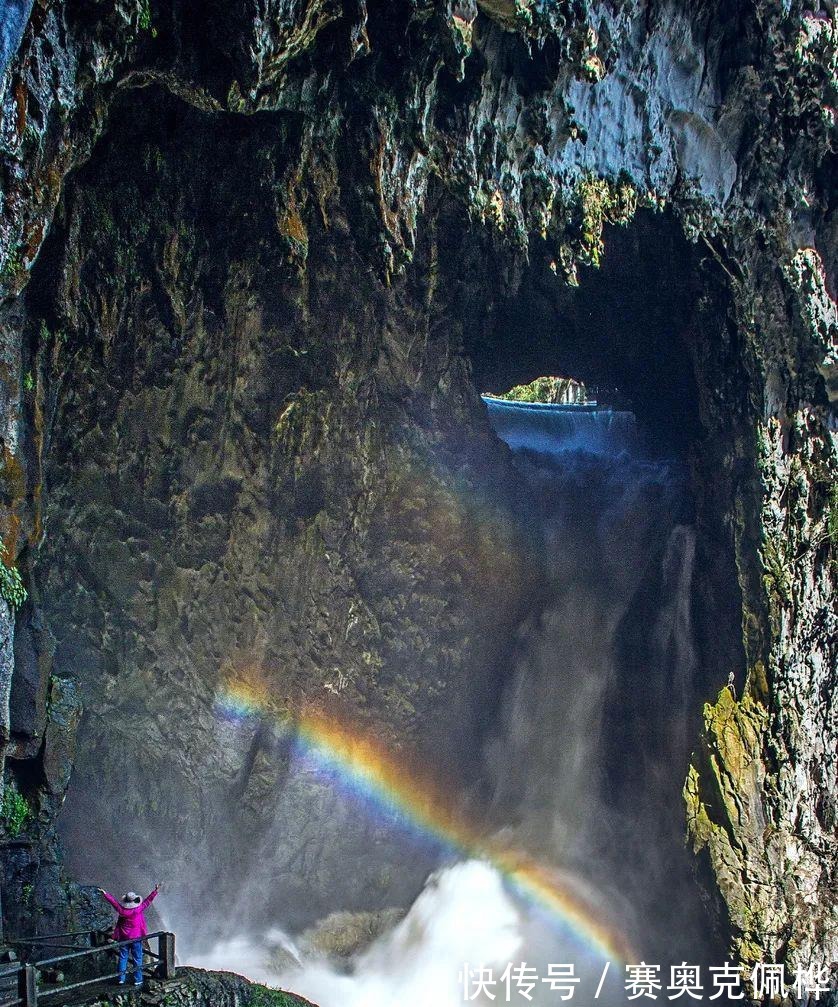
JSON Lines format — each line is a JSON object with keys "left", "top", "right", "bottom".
{"left": 0, "top": 0, "right": 834, "bottom": 975}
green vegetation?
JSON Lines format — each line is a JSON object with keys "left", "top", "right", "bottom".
{"left": 1, "top": 781, "right": 31, "bottom": 837}
{"left": 513, "top": 0, "right": 534, "bottom": 30}
{"left": 579, "top": 26, "right": 605, "bottom": 82}
{"left": 251, "top": 987, "right": 309, "bottom": 1007}
{"left": 491, "top": 375, "right": 588, "bottom": 405}
{"left": 0, "top": 549, "right": 27, "bottom": 610}
{"left": 138, "top": 0, "right": 157, "bottom": 36}
{"left": 1, "top": 246, "right": 23, "bottom": 281}
{"left": 761, "top": 535, "right": 793, "bottom": 605}
{"left": 576, "top": 174, "right": 636, "bottom": 268}
{"left": 554, "top": 173, "right": 639, "bottom": 284}
{"left": 23, "top": 371, "right": 35, "bottom": 392}
{"left": 22, "top": 122, "right": 40, "bottom": 147}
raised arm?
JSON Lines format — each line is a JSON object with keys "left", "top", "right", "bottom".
{"left": 99, "top": 890, "right": 121, "bottom": 911}
{"left": 140, "top": 884, "right": 160, "bottom": 911}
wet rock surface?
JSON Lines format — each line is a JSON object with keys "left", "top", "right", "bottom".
{"left": 35, "top": 96, "right": 532, "bottom": 932}
{"left": 81, "top": 968, "right": 313, "bottom": 1007}
{"left": 0, "top": 0, "right": 833, "bottom": 977}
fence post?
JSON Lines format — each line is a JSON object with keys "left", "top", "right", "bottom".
{"left": 18, "top": 964, "right": 37, "bottom": 1007}
{"left": 158, "top": 933, "right": 175, "bottom": 980}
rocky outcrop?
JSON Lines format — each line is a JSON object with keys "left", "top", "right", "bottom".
{"left": 687, "top": 403, "right": 838, "bottom": 969}
{"left": 83, "top": 969, "right": 313, "bottom": 1007}
{"left": 0, "top": 0, "right": 834, "bottom": 974}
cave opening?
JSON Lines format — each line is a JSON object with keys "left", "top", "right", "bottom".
{"left": 12, "top": 84, "right": 749, "bottom": 993}
{"left": 431, "top": 205, "right": 748, "bottom": 967}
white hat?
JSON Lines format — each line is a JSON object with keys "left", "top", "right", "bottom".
{"left": 121, "top": 892, "right": 141, "bottom": 908}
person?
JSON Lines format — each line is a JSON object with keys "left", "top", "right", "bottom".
{"left": 97, "top": 884, "right": 160, "bottom": 986}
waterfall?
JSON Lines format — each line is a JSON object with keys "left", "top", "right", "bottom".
{"left": 191, "top": 397, "right": 713, "bottom": 1005}
{"left": 483, "top": 397, "right": 704, "bottom": 956}
{"left": 480, "top": 395, "right": 644, "bottom": 457}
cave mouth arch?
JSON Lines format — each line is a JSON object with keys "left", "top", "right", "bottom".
{"left": 14, "top": 86, "right": 746, "bottom": 961}
{"left": 423, "top": 203, "right": 748, "bottom": 959}
{"left": 440, "top": 204, "right": 713, "bottom": 456}
{"left": 451, "top": 206, "right": 745, "bottom": 958}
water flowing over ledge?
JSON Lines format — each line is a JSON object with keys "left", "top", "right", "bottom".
{"left": 481, "top": 396, "right": 644, "bottom": 458}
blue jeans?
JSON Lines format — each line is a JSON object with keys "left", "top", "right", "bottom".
{"left": 117, "top": 940, "right": 143, "bottom": 983}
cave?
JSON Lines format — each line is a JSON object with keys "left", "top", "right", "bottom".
{"left": 2, "top": 1, "right": 836, "bottom": 1002}
{"left": 7, "top": 82, "right": 745, "bottom": 977}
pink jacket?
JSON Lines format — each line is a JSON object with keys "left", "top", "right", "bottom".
{"left": 102, "top": 890, "right": 158, "bottom": 941}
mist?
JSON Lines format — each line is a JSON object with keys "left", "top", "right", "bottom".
{"left": 179, "top": 399, "right": 717, "bottom": 1003}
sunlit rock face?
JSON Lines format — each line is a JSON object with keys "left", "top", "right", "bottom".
{"left": 0, "top": 0, "right": 834, "bottom": 975}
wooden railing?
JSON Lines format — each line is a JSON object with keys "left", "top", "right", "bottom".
{"left": 0, "top": 931, "right": 175, "bottom": 1006}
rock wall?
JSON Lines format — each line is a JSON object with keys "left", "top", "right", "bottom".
{"left": 0, "top": 0, "right": 834, "bottom": 973}
{"left": 30, "top": 93, "right": 534, "bottom": 934}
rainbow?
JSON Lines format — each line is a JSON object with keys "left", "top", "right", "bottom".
{"left": 215, "top": 678, "right": 637, "bottom": 964}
